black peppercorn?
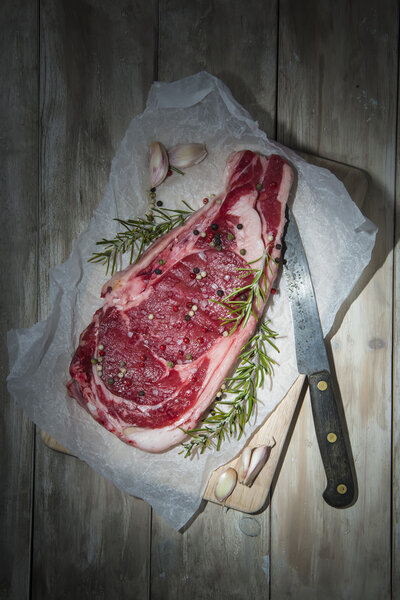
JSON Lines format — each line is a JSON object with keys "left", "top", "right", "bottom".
{"left": 217, "top": 289, "right": 224, "bottom": 297}
{"left": 237, "top": 223, "right": 243, "bottom": 230}
{"left": 155, "top": 268, "right": 162, "bottom": 274}
{"left": 211, "top": 223, "right": 218, "bottom": 230}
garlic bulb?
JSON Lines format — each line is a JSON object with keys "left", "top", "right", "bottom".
{"left": 242, "top": 445, "right": 271, "bottom": 487}
{"left": 168, "top": 143, "right": 207, "bottom": 169}
{"left": 214, "top": 467, "right": 238, "bottom": 502}
{"left": 238, "top": 446, "right": 252, "bottom": 483}
{"left": 149, "top": 141, "right": 169, "bottom": 188}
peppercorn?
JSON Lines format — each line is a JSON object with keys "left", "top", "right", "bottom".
{"left": 275, "top": 244, "right": 282, "bottom": 250}
{"left": 184, "top": 314, "right": 191, "bottom": 321}
{"left": 138, "top": 390, "right": 144, "bottom": 396}
{"left": 193, "top": 267, "right": 200, "bottom": 273}
{"left": 217, "top": 289, "right": 224, "bottom": 297}
{"left": 193, "top": 229, "right": 199, "bottom": 235}
{"left": 107, "top": 377, "right": 115, "bottom": 385}
{"left": 240, "top": 249, "right": 246, "bottom": 255}
{"left": 237, "top": 223, "right": 243, "bottom": 229}
{"left": 155, "top": 268, "right": 162, "bottom": 275}
{"left": 156, "top": 200, "right": 163, "bottom": 207}
{"left": 211, "top": 223, "right": 218, "bottom": 230}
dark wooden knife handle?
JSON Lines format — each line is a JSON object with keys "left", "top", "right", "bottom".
{"left": 309, "top": 370, "right": 355, "bottom": 508}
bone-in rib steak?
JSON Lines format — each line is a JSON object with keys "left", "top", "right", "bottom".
{"left": 67, "top": 151, "right": 294, "bottom": 452}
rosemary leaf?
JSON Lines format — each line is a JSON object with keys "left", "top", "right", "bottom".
{"left": 89, "top": 203, "right": 194, "bottom": 275}
{"left": 180, "top": 320, "right": 279, "bottom": 457}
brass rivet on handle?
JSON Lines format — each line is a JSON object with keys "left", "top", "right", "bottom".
{"left": 327, "top": 432, "right": 337, "bottom": 443}
{"left": 337, "top": 484, "right": 347, "bottom": 495}
{"left": 317, "top": 380, "right": 328, "bottom": 391}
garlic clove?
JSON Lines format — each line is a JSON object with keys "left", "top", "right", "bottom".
{"left": 168, "top": 143, "right": 207, "bottom": 169}
{"left": 214, "top": 467, "right": 238, "bottom": 502}
{"left": 242, "top": 445, "right": 271, "bottom": 487}
{"left": 149, "top": 141, "right": 169, "bottom": 188}
{"left": 238, "top": 446, "right": 252, "bottom": 483}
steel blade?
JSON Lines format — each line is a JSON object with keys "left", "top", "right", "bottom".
{"left": 284, "top": 210, "right": 330, "bottom": 375}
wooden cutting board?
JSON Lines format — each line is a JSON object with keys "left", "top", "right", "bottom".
{"left": 41, "top": 154, "right": 368, "bottom": 515}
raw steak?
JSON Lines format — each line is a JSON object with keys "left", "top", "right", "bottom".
{"left": 67, "top": 151, "right": 294, "bottom": 452}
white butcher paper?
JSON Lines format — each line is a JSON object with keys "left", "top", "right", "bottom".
{"left": 7, "top": 71, "right": 377, "bottom": 530}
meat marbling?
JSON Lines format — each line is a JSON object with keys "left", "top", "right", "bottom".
{"left": 67, "top": 151, "right": 294, "bottom": 452}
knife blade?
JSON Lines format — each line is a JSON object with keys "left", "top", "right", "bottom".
{"left": 284, "top": 209, "right": 356, "bottom": 508}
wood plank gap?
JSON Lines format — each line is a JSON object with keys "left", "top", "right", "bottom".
{"left": 154, "top": 0, "right": 160, "bottom": 81}
{"left": 148, "top": 507, "right": 153, "bottom": 600}
{"left": 27, "top": 429, "right": 37, "bottom": 600}
{"left": 29, "top": 2, "right": 41, "bottom": 597}
{"left": 274, "top": 0, "right": 280, "bottom": 141}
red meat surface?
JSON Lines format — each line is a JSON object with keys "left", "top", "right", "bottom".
{"left": 67, "top": 151, "right": 294, "bottom": 452}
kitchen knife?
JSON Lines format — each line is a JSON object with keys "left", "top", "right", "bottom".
{"left": 284, "top": 209, "right": 356, "bottom": 508}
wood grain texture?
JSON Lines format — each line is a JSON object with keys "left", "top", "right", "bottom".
{"left": 158, "top": 0, "right": 279, "bottom": 138}
{"left": 0, "top": 1, "right": 38, "bottom": 598}
{"left": 272, "top": 1, "right": 398, "bottom": 598}
{"left": 32, "top": 1, "right": 157, "bottom": 597}
{"left": 393, "top": 39, "right": 400, "bottom": 598}
{"left": 151, "top": 502, "right": 270, "bottom": 600}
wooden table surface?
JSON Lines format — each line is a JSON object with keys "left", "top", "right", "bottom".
{"left": 1, "top": 1, "right": 399, "bottom": 598}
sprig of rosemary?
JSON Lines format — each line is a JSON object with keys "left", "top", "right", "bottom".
{"left": 89, "top": 202, "right": 194, "bottom": 275}
{"left": 210, "top": 247, "right": 276, "bottom": 335}
{"left": 180, "top": 321, "right": 279, "bottom": 457}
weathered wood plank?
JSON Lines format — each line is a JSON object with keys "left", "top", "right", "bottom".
{"left": 32, "top": 1, "right": 157, "bottom": 597}
{"left": 0, "top": 1, "right": 38, "bottom": 597}
{"left": 151, "top": 2, "right": 278, "bottom": 598}
{"left": 272, "top": 1, "right": 397, "bottom": 598}
{"left": 393, "top": 42, "right": 400, "bottom": 598}
{"left": 152, "top": 503, "right": 270, "bottom": 600}
{"left": 158, "top": 0, "right": 279, "bottom": 136}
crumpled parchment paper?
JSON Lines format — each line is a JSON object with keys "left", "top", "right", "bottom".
{"left": 7, "top": 72, "right": 377, "bottom": 530}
